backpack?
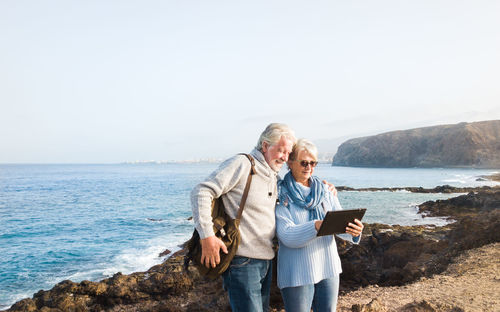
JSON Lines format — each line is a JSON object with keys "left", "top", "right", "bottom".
{"left": 184, "top": 153, "right": 255, "bottom": 279}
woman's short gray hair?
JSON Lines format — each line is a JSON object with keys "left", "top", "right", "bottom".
{"left": 256, "top": 123, "right": 296, "bottom": 151}
{"left": 289, "top": 138, "right": 318, "bottom": 161}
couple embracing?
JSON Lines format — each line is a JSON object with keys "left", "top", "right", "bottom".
{"left": 191, "top": 123, "right": 363, "bottom": 312}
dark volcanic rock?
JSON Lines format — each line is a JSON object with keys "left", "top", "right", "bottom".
{"left": 418, "top": 189, "right": 500, "bottom": 218}
{"left": 159, "top": 249, "right": 171, "bottom": 257}
{"left": 337, "top": 189, "right": 500, "bottom": 292}
{"left": 352, "top": 298, "right": 388, "bottom": 311}
{"left": 7, "top": 253, "right": 198, "bottom": 312}
{"left": 446, "top": 209, "right": 500, "bottom": 251}
{"left": 337, "top": 224, "right": 450, "bottom": 290}
{"left": 332, "top": 120, "right": 500, "bottom": 168}
{"left": 336, "top": 185, "right": 497, "bottom": 194}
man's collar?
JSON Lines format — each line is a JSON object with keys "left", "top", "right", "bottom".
{"left": 250, "top": 148, "right": 277, "bottom": 175}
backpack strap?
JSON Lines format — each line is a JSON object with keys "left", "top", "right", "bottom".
{"left": 235, "top": 153, "right": 255, "bottom": 220}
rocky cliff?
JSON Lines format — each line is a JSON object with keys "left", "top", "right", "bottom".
{"left": 332, "top": 120, "right": 500, "bottom": 168}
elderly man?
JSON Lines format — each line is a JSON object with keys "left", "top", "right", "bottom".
{"left": 191, "top": 123, "right": 295, "bottom": 312}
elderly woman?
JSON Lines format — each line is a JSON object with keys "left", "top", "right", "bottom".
{"left": 275, "top": 139, "right": 364, "bottom": 312}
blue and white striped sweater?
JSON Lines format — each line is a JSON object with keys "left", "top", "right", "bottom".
{"left": 275, "top": 183, "right": 359, "bottom": 289}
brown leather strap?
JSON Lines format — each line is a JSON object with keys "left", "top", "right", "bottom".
{"left": 236, "top": 153, "right": 255, "bottom": 220}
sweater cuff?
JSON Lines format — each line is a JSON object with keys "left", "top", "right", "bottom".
{"left": 197, "top": 226, "right": 215, "bottom": 240}
{"left": 308, "top": 220, "right": 320, "bottom": 238}
{"left": 352, "top": 233, "right": 361, "bottom": 244}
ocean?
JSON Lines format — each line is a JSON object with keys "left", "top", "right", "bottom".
{"left": 0, "top": 163, "right": 499, "bottom": 309}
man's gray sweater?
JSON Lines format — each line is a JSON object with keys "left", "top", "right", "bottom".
{"left": 191, "top": 149, "right": 278, "bottom": 260}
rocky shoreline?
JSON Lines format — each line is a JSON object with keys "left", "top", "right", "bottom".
{"left": 338, "top": 241, "right": 500, "bottom": 311}
{"left": 335, "top": 184, "right": 497, "bottom": 193}
{"left": 4, "top": 186, "right": 500, "bottom": 312}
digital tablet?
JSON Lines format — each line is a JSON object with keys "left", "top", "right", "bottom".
{"left": 317, "top": 208, "right": 366, "bottom": 236}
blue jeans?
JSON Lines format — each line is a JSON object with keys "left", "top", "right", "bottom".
{"left": 222, "top": 256, "right": 273, "bottom": 312}
{"left": 280, "top": 275, "right": 340, "bottom": 312}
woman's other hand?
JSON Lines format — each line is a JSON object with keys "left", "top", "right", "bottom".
{"left": 315, "top": 220, "right": 323, "bottom": 231}
{"left": 346, "top": 219, "right": 364, "bottom": 237}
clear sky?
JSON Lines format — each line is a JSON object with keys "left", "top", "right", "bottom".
{"left": 1, "top": 1, "right": 499, "bottom": 163}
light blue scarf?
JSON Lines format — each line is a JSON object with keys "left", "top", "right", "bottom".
{"left": 279, "top": 171, "right": 326, "bottom": 221}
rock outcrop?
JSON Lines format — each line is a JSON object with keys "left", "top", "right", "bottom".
{"left": 338, "top": 189, "right": 500, "bottom": 291}
{"left": 332, "top": 120, "right": 500, "bottom": 168}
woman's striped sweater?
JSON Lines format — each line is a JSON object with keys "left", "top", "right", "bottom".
{"left": 275, "top": 182, "right": 360, "bottom": 289}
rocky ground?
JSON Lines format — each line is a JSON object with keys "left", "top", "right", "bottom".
{"left": 337, "top": 242, "right": 500, "bottom": 311}
{"left": 4, "top": 187, "right": 500, "bottom": 312}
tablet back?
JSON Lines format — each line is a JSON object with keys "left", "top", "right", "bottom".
{"left": 317, "top": 208, "right": 366, "bottom": 236}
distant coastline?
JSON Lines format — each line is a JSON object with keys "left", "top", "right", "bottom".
{"left": 120, "top": 152, "right": 335, "bottom": 165}
{"left": 122, "top": 159, "right": 224, "bottom": 164}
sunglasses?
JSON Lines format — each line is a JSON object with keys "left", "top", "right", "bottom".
{"left": 298, "top": 160, "right": 318, "bottom": 168}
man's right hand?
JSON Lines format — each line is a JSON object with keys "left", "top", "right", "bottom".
{"left": 200, "top": 235, "right": 229, "bottom": 268}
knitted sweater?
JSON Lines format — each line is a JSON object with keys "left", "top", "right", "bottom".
{"left": 191, "top": 149, "right": 278, "bottom": 260}
{"left": 275, "top": 181, "right": 360, "bottom": 289}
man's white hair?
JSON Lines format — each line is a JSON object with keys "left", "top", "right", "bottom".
{"left": 256, "top": 123, "right": 296, "bottom": 151}
{"left": 289, "top": 138, "right": 318, "bottom": 161}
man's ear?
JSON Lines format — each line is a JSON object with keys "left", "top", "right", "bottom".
{"left": 261, "top": 141, "right": 269, "bottom": 153}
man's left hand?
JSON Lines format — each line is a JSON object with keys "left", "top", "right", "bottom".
{"left": 322, "top": 180, "right": 337, "bottom": 196}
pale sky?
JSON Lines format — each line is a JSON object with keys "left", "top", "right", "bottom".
{"left": 1, "top": 1, "right": 499, "bottom": 163}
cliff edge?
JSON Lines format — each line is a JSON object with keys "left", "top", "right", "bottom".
{"left": 332, "top": 120, "right": 500, "bottom": 168}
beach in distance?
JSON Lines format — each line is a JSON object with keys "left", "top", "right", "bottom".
{"left": 1, "top": 164, "right": 499, "bottom": 311}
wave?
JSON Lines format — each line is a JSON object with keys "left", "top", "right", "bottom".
{"left": 0, "top": 292, "right": 33, "bottom": 311}
{"left": 442, "top": 178, "right": 467, "bottom": 184}
{"left": 442, "top": 173, "right": 500, "bottom": 187}
{"left": 64, "top": 233, "right": 191, "bottom": 284}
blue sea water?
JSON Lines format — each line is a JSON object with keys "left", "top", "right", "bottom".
{"left": 0, "top": 163, "right": 499, "bottom": 309}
